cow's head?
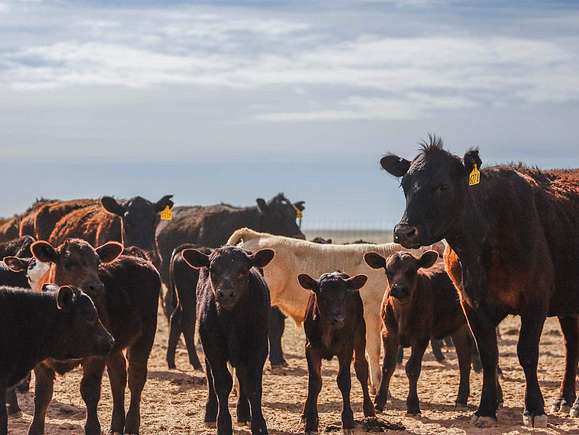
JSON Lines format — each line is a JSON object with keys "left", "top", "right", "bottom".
{"left": 27, "top": 239, "right": 122, "bottom": 293}
{"left": 365, "top": 250, "right": 438, "bottom": 303}
{"left": 298, "top": 271, "right": 367, "bottom": 330}
{"left": 380, "top": 135, "right": 481, "bottom": 248}
{"left": 256, "top": 193, "right": 305, "bottom": 240}
{"left": 101, "top": 195, "right": 173, "bottom": 257}
{"left": 51, "top": 285, "right": 115, "bottom": 359}
{"left": 183, "top": 246, "right": 274, "bottom": 311}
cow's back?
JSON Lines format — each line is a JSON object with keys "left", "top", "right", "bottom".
{"left": 35, "top": 199, "right": 96, "bottom": 241}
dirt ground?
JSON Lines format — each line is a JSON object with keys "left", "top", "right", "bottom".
{"left": 8, "top": 308, "right": 579, "bottom": 434}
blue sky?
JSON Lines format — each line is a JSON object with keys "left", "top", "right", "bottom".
{"left": 1, "top": 0, "right": 578, "bottom": 227}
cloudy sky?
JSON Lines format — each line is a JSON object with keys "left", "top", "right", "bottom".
{"left": 1, "top": 0, "right": 578, "bottom": 227}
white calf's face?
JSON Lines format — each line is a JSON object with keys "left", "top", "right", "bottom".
{"left": 28, "top": 259, "right": 50, "bottom": 291}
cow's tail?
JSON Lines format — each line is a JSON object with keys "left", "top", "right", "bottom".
{"left": 226, "top": 227, "right": 259, "bottom": 246}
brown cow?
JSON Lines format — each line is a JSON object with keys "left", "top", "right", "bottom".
{"left": 380, "top": 136, "right": 579, "bottom": 427}
{"left": 12, "top": 238, "right": 160, "bottom": 435}
{"left": 365, "top": 250, "right": 474, "bottom": 415}
{"left": 34, "top": 198, "right": 96, "bottom": 240}
{"left": 49, "top": 195, "right": 173, "bottom": 267}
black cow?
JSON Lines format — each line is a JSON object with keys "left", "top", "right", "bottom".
{"left": 183, "top": 246, "right": 274, "bottom": 435}
{"left": 298, "top": 272, "right": 374, "bottom": 434}
{"left": 0, "top": 286, "right": 114, "bottom": 435}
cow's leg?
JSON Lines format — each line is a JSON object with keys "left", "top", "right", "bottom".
{"left": 354, "top": 330, "right": 375, "bottom": 418}
{"left": 81, "top": 357, "right": 106, "bottom": 435}
{"left": 452, "top": 326, "right": 472, "bottom": 409}
{"left": 364, "top": 312, "right": 382, "bottom": 394}
{"left": 107, "top": 351, "right": 127, "bottom": 434}
{"left": 463, "top": 305, "right": 499, "bottom": 426}
{"left": 1, "top": 387, "right": 7, "bottom": 435}
{"left": 242, "top": 358, "right": 268, "bottom": 435}
{"left": 235, "top": 367, "right": 251, "bottom": 425}
{"left": 17, "top": 373, "right": 31, "bottom": 393}
{"left": 268, "top": 306, "right": 287, "bottom": 368}
{"left": 166, "top": 305, "right": 183, "bottom": 370}
{"left": 337, "top": 351, "right": 355, "bottom": 432}
{"left": 552, "top": 316, "right": 578, "bottom": 415}
{"left": 405, "top": 337, "right": 428, "bottom": 415}
{"left": 431, "top": 339, "right": 445, "bottom": 363}
{"left": 6, "top": 388, "right": 21, "bottom": 417}
{"left": 125, "top": 335, "right": 154, "bottom": 435}
{"left": 204, "top": 358, "right": 218, "bottom": 426}
{"left": 209, "top": 359, "right": 233, "bottom": 435}
{"left": 375, "top": 331, "right": 399, "bottom": 412}
{"left": 28, "top": 364, "right": 55, "bottom": 435}
{"left": 182, "top": 304, "right": 202, "bottom": 371}
{"left": 302, "top": 348, "right": 322, "bottom": 434}
{"left": 518, "top": 307, "right": 547, "bottom": 428}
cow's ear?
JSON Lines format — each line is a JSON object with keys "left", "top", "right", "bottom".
{"left": 256, "top": 198, "right": 269, "bottom": 214}
{"left": 346, "top": 274, "right": 367, "bottom": 292}
{"left": 96, "top": 242, "right": 123, "bottom": 263}
{"left": 155, "top": 195, "right": 174, "bottom": 213}
{"left": 293, "top": 201, "right": 305, "bottom": 211}
{"left": 418, "top": 250, "right": 438, "bottom": 269}
{"left": 463, "top": 148, "right": 482, "bottom": 176}
{"left": 101, "top": 196, "right": 126, "bottom": 216}
{"left": 56, "top": 285, "right": 78, "bottom": 311}
{"left": 182, "top": 249, "right": 210, "bottom": 269}
{"left": 298, "top": 274, "right": 318, "bottom": 292}
{"left": 380, "top": 154, "right": 410, "bottom": 177}
{"left": 364, "top": 252, "right": 386, "bottom": 270}
{"left": 3, "top": 256, "right": 31, "bottom": 272}
{"left": 249, "top": 249, "right": 274, "bottom": 268}
{"left": 31, "top": 241, "right": 58, "bottom": 263}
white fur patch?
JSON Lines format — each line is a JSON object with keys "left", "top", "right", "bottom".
{"left": 28, "top": 261, "right": 50, "bottom": 291}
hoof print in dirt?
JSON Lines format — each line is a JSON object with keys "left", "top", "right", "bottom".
{"left": 470, "top": 415, "right": 497, "bottom": 427}
{"left": 522, "top": 413, "right": 548, "bottom": 428}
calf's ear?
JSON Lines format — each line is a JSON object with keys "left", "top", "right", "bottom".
{"left": 418, "top": 250, "right": 438, "bottom": 269}
{"left": 298, "top": 274, "right": 318, "bottom": 292}
{"left": 256, "top": 198, "right": 269, "bottom": 214}
{"left": 346, "top": 274, "right": 367, "bottom": 291}
{"left": 155, "top": 194, "right": 174, "bottom": 213}
{"left": 380, "top": 154, "right": 410, "bottom": 177}
{"left": 463, "top": 148, "right": 482, "bottom": 175}
{"left": 101, "top": 196, "right": 126, "bottom": 216}
{"left": 56, "top": 285, "right": 78, "bottom": 311}
{"left": 364, "top": 252, "right": 386, "bottom": 269}
{"left": 3, "top": 256, "right": 31, "bottom": 272}
{"left": 182, "top": 249, "right": 210, "bottom": 269}
{"left": 293, "top": 201, "right": 305, "bottom": 211}
{"left": 96, "top": 242, "right": 123, "bottom": 263}
{"left": 249, "top": 249, "right": 275, "bottom": 268}
{"left": 31, "top": 241, "right": 58, "bottom": 263}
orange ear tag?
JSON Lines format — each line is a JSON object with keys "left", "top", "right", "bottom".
{"left": 160, "top": 205, "right": 173, "bottom": 221}
{"left": 469, "top": 164, "right": 480, "bottom": 186}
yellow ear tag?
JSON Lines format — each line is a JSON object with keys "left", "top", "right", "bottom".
{"left": 160, "top": 205, "right": 173, "bottom": 221}
{"left": 469, "top": 164, "right": 480, "bottom": 186}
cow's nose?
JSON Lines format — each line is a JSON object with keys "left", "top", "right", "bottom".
{"left": 228, "top": 292, "right": 236, "bottom": 299}
{"left": 393, "top": 224, "right": 419, "bottom": 245}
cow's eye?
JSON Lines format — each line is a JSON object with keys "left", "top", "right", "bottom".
{"left": 434, "top": 184, "right": 448, "bottom": 193}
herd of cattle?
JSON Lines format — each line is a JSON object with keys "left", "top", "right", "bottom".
{"left": 0, "top": 136, "right": 578, "bottom": 435}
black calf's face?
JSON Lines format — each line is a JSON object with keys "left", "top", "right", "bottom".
{"left": 101, "top": 194, "right": 173, "bottom": 252}
{"left": 365, "top": 251, "right": 438, "bottom": 303}
{"left": 380, "top": 137, "right": 481, "bottom": 248}
{"left": 54, "top": 286, "right": 115, "bottom": 359}
{"left": 256, "top": 193, "right": 305, "bottom": 240}
{"left": 299, "top": 272, "right": 367, "bottom": 330}
{"left": 183, "top": 246, "right": 274, "bottom": 311}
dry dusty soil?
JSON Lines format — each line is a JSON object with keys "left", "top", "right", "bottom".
{"left": 8, "top": 308, "right": 579, "bottom": 434}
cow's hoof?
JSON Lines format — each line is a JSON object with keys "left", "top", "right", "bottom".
{"left": 455, "top": 403, "right": 469, "bottom": 411}
{"left": 204, "top": 421, "right": 217, "bottom": 428}
{"left": 523, "top": 413, "right": 547, "bottom": 428}
{"left": 470, "top": 415, "right": 497, "bottom": 427}
{"left": 406, "top": 410, "right": 421, "bottom": 417}
{"left": 343, "top": 429, "right": 354, "bottom": 435}
{"left": 551, "top": 399, "right": 571, "bottom": 414}
{"left": 570, "top": 407, "right": 579, "bottom": 418}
